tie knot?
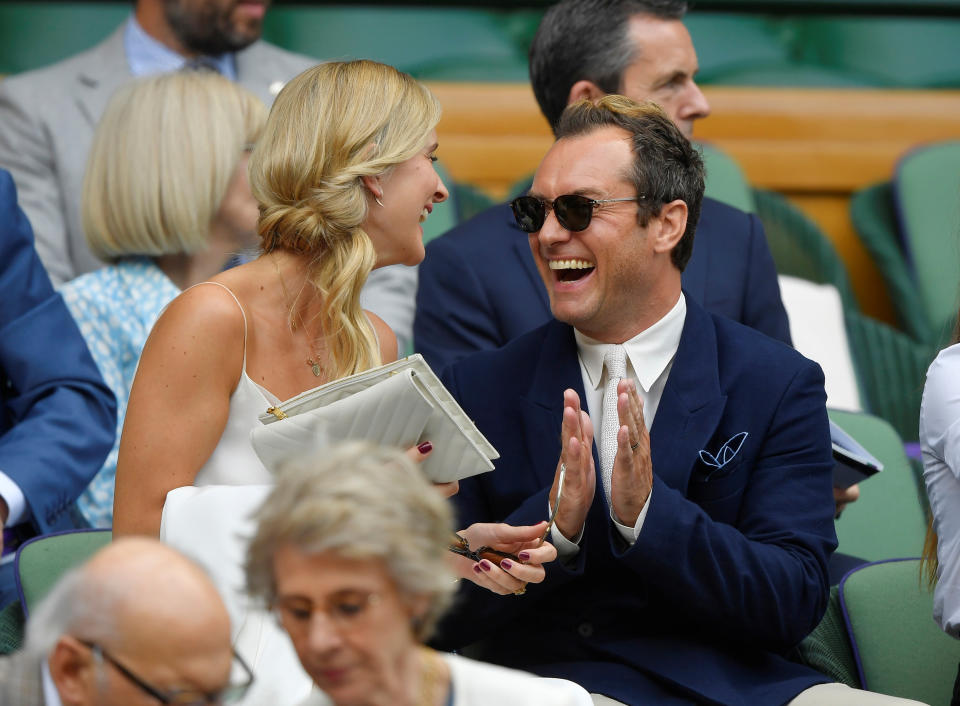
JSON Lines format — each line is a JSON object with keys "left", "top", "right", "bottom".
{"left": 603, "top": 344, "right": 626, "bottom": 380}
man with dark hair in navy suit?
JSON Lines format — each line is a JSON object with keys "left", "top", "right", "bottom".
{"left": 0, "top": 170, "right": 115, "bottom": 608}
{"left": 432, "top": 97, "right": 920, "bottom": 706}
{"left": 415, "top": 0, "right": 790, "bottom": 372}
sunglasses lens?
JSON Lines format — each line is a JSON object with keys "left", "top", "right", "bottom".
{"left": 554, "top": 195, "right": 594, "bottom": 232}
{"left": 511, "top": 196, "right": 546, "bottom": 233}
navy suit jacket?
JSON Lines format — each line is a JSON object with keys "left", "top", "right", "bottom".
{"left": 415, "top": 197, "right": 790, "bottom": 372}
{"left": 433, "top": 298, "right": 835, "bottom": 705}
{"left": 0, "top": 169, "right": 115, "bottom": 535}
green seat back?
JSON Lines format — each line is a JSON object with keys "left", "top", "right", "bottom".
{"left": 262, "top": 8, "right": 528, "bottom": 81}
{"left": 15, "top": 530, "right": 112, "bottom": 616}
{"left": 829, "top": 410, "right": 928, "bottom": 561}
{"left": 894, "top": 140, "right": 960, "bottom": 351}
{"left": 0, "top": 2, "right": 126, "bottom": 75}
{"left": 0, "top": 601, "right": 25, "bottom": 656}
{"left": 840, "top": 559, "right": 960, "bottom": 703}
{"left": 698, "top": 142, "right": 755, "bottom": 213}
{"left": 685, "top": 13, "right": 789, "bottom": 83}
{"left": 792, "top": 586, "right": 860, "bottom": 687}
{"left": 850, "top": 183, "right": 934, "bottom": 343}
{"left": 795, "top": 17, "right": 960, "bottom": 88}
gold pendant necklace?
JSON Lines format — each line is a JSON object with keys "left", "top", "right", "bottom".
{"left": 272, "top": 253, "right": 324, "bottom": 377}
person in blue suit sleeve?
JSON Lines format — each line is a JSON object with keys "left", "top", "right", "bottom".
{"left": 431, "top": 95, "right": 919, "bottom": 706}
{"left": 414, "top": 0, "right": 790, "bottom": 374}
{"left": 0, "top": 169, "right": 115, "bottom": 606}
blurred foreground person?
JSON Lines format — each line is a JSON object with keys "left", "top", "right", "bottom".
{"left": 245, "top": 442, "right": 591, "bottom": 706}
{"left": 61, "top": 71, "right": 267, "bottom": 528}
{"left": 0, "top": 537, "right": 250, "bottom": 705}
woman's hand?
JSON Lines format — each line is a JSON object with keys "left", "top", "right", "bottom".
{"left": 405, "top": 440, "right": 459, "bottom": 498}
{"left": 451, "top": 521, "right": 558, "bottom": 595}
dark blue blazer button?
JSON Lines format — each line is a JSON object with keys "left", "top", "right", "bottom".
{"left": 577, "top": 622, "right": 593, "bottom": 638}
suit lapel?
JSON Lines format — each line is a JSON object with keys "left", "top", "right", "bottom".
{"left": 518, "top": 321, "right": 588, "bottom": 485}
{"left": 74, "top": 26, "right": 131, "bottom": 128}
{"left": 649, "top": 297, "right": 727, "bottom": 493}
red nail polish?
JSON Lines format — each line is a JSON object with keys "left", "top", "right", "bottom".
{"left": 473, "top": 564, "right": 482, "bottom": 574}
{"left": 480, "top": 561, "right": 492, "bottom": 572}
{"left": 517, "top": 551, "right": 530, "bottom": 561}
{"left": 418, "top": 441, "right": 433, "bottom": 454}
{"left": 501, "top": 559, "right": 513, "bottom": 570}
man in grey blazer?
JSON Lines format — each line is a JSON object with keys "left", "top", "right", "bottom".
{"left": 0, "top": 537, "right": 240, "bottom": 706}
{"left": 0, "top": 0, "right": 416, "bottom": 348}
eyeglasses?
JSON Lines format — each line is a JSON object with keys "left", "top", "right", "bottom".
{"left": 510, "top": 194, "right": 643, "bottom": 233}
{"left": 273, "top": 590, "right": 381, "bottom": 635}
{"left": 78, "top": 639, "right": 253, "bottom": 705}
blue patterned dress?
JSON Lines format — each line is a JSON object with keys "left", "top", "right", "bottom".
{"left": 60, "top": 258, "right": 180, "bottom": 527}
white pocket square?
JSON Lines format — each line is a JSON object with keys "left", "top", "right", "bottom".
{"left": 698, "top": 431, "right": 749, "bottom": 474}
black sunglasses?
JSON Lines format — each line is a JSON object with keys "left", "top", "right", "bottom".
{"left": 510, "top": 194, "right": 643, "bottom": 233}
{"left": 78, "top": 639, "right": 253, "bottom": 705}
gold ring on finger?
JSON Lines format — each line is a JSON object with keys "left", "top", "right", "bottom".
{"left": 630, "top": 440, "right": 640, "bottom": 451}
{"left": 513, "top": 584, "right": 527, "bottom": 596}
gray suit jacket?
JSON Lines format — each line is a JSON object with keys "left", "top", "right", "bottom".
{"left": 0, "top": 25, "right": 417, "bottom": 349}
{"left": 0, "top": 652, "right": 45, "bottom": 706}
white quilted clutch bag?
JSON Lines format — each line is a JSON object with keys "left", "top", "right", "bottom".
{"left": 249, "top": 354, "right": 498, "bottom": 483}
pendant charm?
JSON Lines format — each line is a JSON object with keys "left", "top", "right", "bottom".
{"left": 308, "top": 359, "right": 322, "bottom": 377}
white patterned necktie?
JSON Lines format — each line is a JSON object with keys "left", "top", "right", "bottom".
{"left": 600, "top": 345, "right": 627, "bottom": 502}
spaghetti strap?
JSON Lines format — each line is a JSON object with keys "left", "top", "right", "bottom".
{"left": 184, "top": 281, "right": 250, "bottom": 371}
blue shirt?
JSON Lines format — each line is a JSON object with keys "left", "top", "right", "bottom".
{"left": 124, "top": 15, "right": 237, "bottom": 80}
{"left": 60, "top": 258, "right": 180, "bottom": 527}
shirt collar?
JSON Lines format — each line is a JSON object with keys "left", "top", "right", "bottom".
{"left": 124, "top": 15, "right": 237, "bottom": 80}
{"left": 575, "top": 293, "right": 687, "bottom": 393}
{"left": 42, "top": 660, "right": 64, "bottom": 706}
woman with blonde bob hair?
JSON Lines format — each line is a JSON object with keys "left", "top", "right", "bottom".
{"left": 245, "top": 442, "right": 591, "bottom": 706}
{"left": 61, "top": 71, "right": 265, "bottom": 527}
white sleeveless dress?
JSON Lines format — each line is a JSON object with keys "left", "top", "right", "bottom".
{"left": 159, "top": 282, "right": 326, "bottom": 706}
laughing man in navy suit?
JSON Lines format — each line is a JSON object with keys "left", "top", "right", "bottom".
{"left": 433, "top": 98, "right": 922, "bottom": 706}
{"left": 415, "top": 0, "right": 790, "bottom": 373}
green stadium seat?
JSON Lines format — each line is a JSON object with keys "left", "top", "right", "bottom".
{"left": 850, "top": 182, "right": 933, "bottom": 343}
{"left": 829, "top": 409, "right": 928, "bottom": 562}
{"left": 839, "top": 558, "right": 960, "bottom": 703}
{"left": 262, "top": 7, "right": 528, "bottom": 81}
{"left": 698, "top": 142, "right": 755, "bottom": 213}
{"left": 685, "top": 13, "right": 790, "bottom": 84}
{"left": 893, "top": 140, "right": 960, "bottom": 351}
{"left": 15, "top": 529, "right": 111, "bottom": 617}
{"left": 795, "top": 17, "right": 960, "bottom": 88}
{"left": 0, "top": 2, "right": 126, "bottom": 75}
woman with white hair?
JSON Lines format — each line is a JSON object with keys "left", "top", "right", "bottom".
{"left": 245, "top": 442, "right": 592, "bottom": 706}
{"left": 61, "top": 71, "right": 266, "bottom": 527}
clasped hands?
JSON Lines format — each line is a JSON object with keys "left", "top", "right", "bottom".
{"left": 404, "top": 441, "right": 558, "bottom": 595}
{"left": 551, "top": 383, "right": 652, "bottom": 541}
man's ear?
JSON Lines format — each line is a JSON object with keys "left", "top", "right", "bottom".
{"left": 651, "top": 200, "right": 688, "bottom": 254}
{"left": 49, "top": 637, "right": 95, "bottom": 706}
{"left": 567, "top": 80, "right": 606, "bottom": 106}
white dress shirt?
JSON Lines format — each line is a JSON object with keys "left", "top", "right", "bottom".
{"left": 552, "top": 294, "right": 686, "bottom": 558}
{"left": 42, "top": 660, "right": 63, "bottom": 706}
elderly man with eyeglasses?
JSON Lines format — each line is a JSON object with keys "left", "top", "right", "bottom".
{"left": 0, "top": 537, "right": 252, "bottom": 706}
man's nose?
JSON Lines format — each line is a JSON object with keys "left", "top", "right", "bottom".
{"left": 681, "top": 80, "right": 711, "bottom": 122}
{"left": 536, "top": 208, "right": 574, "bottom": 247}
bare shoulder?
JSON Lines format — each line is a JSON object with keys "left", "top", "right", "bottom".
{"left": 366, "top": 310, "right": 399, "bottom": 363}
{"left": 153, "top": 281, "right": 246, "bottom": 343}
